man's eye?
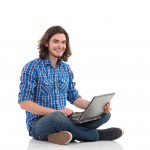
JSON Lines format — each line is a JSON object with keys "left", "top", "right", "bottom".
{"left": 62, "top": 41, "right": 66, "bottom": 45}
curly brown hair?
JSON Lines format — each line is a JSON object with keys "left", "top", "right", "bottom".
{"left": 38, "top": 26, "right": 72, "bottom": 63}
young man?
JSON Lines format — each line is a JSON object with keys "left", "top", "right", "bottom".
{"left": 18, "top": 26, "right": 123, "bottom": 145}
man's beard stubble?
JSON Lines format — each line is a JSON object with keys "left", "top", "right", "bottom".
{"left": 49, "top": 50, "right": 61, "bottom": 59}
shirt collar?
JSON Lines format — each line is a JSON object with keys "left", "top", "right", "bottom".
{"left": 43, "top": 57, "right": 62, "bottom": 68}
{"left": 43, "top": 57, "right": 51, "bottom": 65}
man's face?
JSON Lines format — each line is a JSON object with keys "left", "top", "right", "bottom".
{"left": 46, "top": 33, "right": 66, "bottom": 59}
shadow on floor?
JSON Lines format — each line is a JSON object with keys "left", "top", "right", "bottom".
{"left": 27, "top": 138, "right": 123, "bottom": 150}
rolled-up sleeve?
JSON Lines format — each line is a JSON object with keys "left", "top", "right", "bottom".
{"left": 18, "top": 63, "right": 36, "bottom": 103}
{"left": 67, "top": 65, "right": 81, "bottom": 104}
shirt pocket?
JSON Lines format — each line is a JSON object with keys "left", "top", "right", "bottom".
{"left": 58, "top": 75, "right": 69, "bottom": 94}
{"left": 38, "top": 78, "right": 53, "bottom": 95}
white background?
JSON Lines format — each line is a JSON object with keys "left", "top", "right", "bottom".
{"left": 0, "top": 0, "right": 150, "bottom": 149}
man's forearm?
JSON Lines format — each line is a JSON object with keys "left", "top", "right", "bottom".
{"left": 19, "top": 100, "right": 56, "bottom": 115}
{"left": 73, "top": 98, "right": 90, "bottom": 110}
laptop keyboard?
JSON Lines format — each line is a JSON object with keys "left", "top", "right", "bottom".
{"left": 69, "top": 112, "right": 84, "bottom": 118}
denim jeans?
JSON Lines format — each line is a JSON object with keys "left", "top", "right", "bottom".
{"left": 29, "top": 111, "right": 111, "bottom": 142}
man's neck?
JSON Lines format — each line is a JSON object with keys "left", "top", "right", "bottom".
{"left": 49, "top": 55, "right": 58, "bottom": 69}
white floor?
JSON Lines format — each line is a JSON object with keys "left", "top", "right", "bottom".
{"left": 1, "top": 123, "right": 150, "bottom": 150}
{"left": 1, "top": 134, "right": 150, "bottom": 150}
{"left": 27, "top": 139, "right": 123, "bottom": 150}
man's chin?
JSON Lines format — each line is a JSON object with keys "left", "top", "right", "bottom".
{"left": 55, "top": 54, "right": 62, "bottom": 58}
{"left": 54, "top": 52, "right": 64, "bottom": 58}
{"left": 49, "top": 52, "right": 63, "bottom": 59}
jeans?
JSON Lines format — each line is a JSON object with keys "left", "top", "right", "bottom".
{"left": 29, "top": 111, "right": 111, "bottom": 142}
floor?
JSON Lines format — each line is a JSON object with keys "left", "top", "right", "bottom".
{"left": 1, "top": 125, "right": 150, "bottom": 150}
{"left": 27, "top": 139, "right": 123, "bottom": 150}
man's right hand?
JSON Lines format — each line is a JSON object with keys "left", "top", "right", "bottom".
{"left": 59, "top": 108, "right": 73, "bottom": 116}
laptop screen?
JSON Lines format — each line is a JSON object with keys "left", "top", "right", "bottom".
{"left": 79, "top": 93, "right": 115, "bottom": 120}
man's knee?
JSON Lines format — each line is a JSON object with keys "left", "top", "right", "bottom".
{"left": 50, "top": 111, "right": 65, "bottom": 118}
{"left": 48, "top": 111, "right": 66, "bottom": 122}
{"left": 106, "top": 112, "right": 111, "bottom": 118}
{"left": 102, "top": 112, "right": 111, "bottom": 121}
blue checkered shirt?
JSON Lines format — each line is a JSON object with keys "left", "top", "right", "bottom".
{"left": 18, "top": 58, "right": 81, "bottom": 131}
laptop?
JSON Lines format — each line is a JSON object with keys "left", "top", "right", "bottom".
{"left": 69, "top": 93, "right": 115, "bottom": 123}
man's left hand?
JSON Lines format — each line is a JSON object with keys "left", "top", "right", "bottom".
{"left": 104, "top": 102, "right": 112, "bottom": 112}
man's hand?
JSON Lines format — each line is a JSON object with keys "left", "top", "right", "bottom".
{"left": 59, "top": 108, "right": 73, "bottom": 116}
{"left": 104, "top": 102, "right": 112, "bottom": 113}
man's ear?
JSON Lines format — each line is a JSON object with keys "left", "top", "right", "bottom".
{"left": 44, "top": 42, "right": 48, "bottom": 47}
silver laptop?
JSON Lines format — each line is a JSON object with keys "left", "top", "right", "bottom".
{"left": 69, "top": 93, "right": 115, "bottom": 123}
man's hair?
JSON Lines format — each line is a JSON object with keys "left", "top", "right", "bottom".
{"left": 38, "top": 26, "right": 72, "bottom": 62}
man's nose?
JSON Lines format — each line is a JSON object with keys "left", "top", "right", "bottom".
{"left": 58, "top": 42, "right": 63, "bottom": 48}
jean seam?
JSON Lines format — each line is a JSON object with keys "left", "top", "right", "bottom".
{"left": 96, "top": 130, "right": 99, "bottom": 141}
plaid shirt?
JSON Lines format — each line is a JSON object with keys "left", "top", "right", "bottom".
{"left": 18, "top": 58, "right": 81, "bottom": 131}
